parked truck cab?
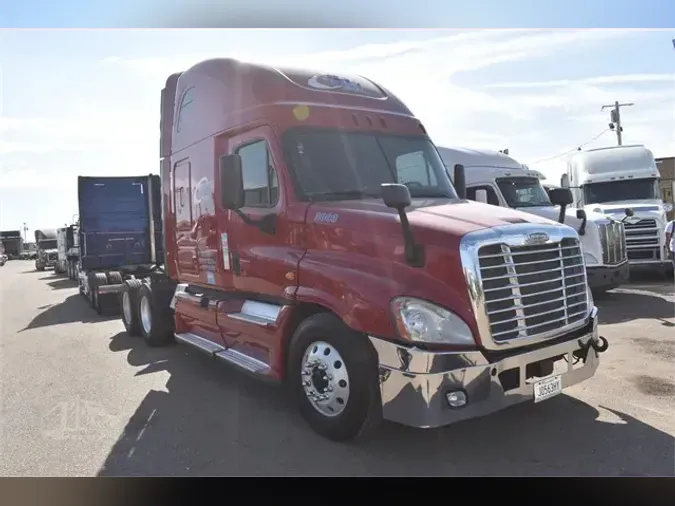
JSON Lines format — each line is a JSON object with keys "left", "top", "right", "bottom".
{"left": 104, "top": 58, "right": 607, "bottom": 441}
{"left": 562, "top": 145, "right": 671, "bottom": 275}
{"left": 436, "top": 147, "right": 629, "bottom": 294}
{"left": 34, "top": 229, "right": 58, "bottom": 271}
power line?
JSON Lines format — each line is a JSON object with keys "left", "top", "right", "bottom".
{"left": 530, "top": 128, "right": 610, "bottom": 165}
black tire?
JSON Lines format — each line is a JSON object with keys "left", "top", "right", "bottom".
{"left": 287, "top": 313, "right": 382, "bottom": 442}
{"left": 120, "top": 278, "right": 144, "bottom": 336}
{"left": 137, "top": 282, "right": 174, "bottom": 347}
{"left": 89, "top": 272, "right": 108, "bottom": 314}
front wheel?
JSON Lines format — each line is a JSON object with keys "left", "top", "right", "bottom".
{"left": 287, "top": 313, "right": 382, "bottom": 442}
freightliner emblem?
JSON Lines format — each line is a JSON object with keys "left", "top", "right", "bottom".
{"left": 524, "top": 232, "right": 549, "bottom": 246}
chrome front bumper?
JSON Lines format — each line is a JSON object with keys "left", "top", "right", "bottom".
{"left": 368, "top": 307, "right": 602, "bottom": 429}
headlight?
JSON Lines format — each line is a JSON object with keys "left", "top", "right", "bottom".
{"left": 390, "top": 297, "right": 475, "bottom": 345}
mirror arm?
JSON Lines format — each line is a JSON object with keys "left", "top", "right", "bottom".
{"left": 558, "top": 204, "right": 567, "bottom": 225}
{"left": 234, "top": 209, "right": 276, "bottom": 235}
{"left": 397, "top": 209, "right": 424, "bottom": 267}
{"left": 578, "top": 217, "right": 587, "bottom": 236}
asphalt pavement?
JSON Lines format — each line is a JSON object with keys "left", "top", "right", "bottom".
{"left": 0, "top": 259, "right": 673, "bottom": 476}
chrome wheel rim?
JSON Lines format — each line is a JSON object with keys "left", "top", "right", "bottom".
{"left": 301, "top": 341, "right": 350, "bottom": 417}
{"left": 140, "top": 295, "right": 152, "bottom": 334}
{"left": 122, "top": 291, "right": 133, "bottom": 325}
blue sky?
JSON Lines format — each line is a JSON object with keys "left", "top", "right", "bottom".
{"left": 1, "top": 26, "right": 674, "bottom": 237}
{"left": 2, "top": 0, "right": 675, "bottom": 28}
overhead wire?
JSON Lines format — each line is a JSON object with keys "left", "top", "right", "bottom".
{"left": 530, "top": 128, "right": 611, "bottom": 165}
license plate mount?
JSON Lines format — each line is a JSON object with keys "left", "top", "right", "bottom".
{"left": 533, "top": 374, "right": 563, "bottom": 403}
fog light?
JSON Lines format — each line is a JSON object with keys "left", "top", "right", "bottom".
{"left": 445, "top": 390, "right": 467, "bottom": 408}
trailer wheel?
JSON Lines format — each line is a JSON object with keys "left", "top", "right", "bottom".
{"left": 137, "top": 282, "right": 174, "bottom": 347}
{"left": 88, "top": 272, "right": 108, "bottom": 314}
{"left": 287, "top": 313, "right": 382, "bottom": 442}
{"left": 121, "top": 279, "right": 144, "bottom": 336}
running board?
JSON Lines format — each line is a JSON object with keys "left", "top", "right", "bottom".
{"left": 214, "top": 349, "right": 269, "bottom": 374}
{"left": 174, "top": 332, "right": 271, "bottom": 375}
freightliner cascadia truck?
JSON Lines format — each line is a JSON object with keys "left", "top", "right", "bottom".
{"left": 88, "top": 58, "right": 607, "bottom": 441}
{"left": 436, "top": 146, "right": 629, "bottom": 295}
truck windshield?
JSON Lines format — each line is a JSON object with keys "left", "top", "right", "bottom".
{"left": 495, "top": 177, "right": 552, "bottom": 208}
{"left": 39, "top": 240, "right": 57, "bottom": 249}
{"left": 583, "top": 178, "right": 660, "bottom": 204}
{"left": 282, "top": 128, "right": 457, "bottom": 201}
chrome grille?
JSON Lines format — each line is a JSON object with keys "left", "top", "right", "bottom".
{"left": 478, "top": 238, "right": 588, "bottom": 342}
{"left": 624, "top": 219, "right": 659, "bottom": 260}
{"left": 598, "top": 221, "right": 627, "bottom": 265}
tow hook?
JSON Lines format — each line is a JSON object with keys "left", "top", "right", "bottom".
{"left": 591, "top": 335, "right": 609, "bottom": 354}
{"left": 575, "top": 335, "right": 609, "bottom": 362}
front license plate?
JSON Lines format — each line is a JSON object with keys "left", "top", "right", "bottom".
{"left": 533, "top": 375, "right": 563, "bottom": 403}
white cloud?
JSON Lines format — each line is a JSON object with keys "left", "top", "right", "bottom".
{"left": 484, "top": 73, "right": 675, "bottom": 89}
{"left": 2, "top": 28, "right": 672, "bottom": 192}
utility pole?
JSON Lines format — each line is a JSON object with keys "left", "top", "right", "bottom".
{"left": 22, "top": 222, "right": 28, "bottom": 242}
{"left": 601, "top": 101, "right": 633, "bottom": 146}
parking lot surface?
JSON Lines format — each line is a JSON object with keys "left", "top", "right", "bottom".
{"left": 0, "top": 260, "right": 673, "bottom": 476}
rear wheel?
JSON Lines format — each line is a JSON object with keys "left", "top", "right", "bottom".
{"left": 287, "top": 313, "right": 382, "bottom": 442}
{"left": 88, "top": 272, "right": 108, "bottom": 314}
{"left": 120, "top": 278, "right": 144, "bottom": 336}
{"left": 138, "top": 282, "right": 174, "bottom": 347}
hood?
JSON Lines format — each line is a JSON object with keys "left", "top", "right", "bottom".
{"left": 301, "top": 198, "right": 573, "bottom": 344}
{"left": 514, "top": 205, "right": 610, "bottom": 228}
{"left": 587, "top": 200, "right": 665, "bottom": 220}
{"left": 308, "top": 198, "right": 565, "bottom": 247}
{"left": 588, "top": 199, "right": 664, "bottom": 213}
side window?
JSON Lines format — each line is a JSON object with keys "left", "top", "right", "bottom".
{"left": 396, "top": 151, "right": 437, "bottom": 186}
{"left": 236, "top": 140, "right": 279, "bottom": 207}
{"left": 466, "top": 185, "right": 500, "bottom": 206}
{"left": 176, "top": 87, "right": 195, "bottom": 133}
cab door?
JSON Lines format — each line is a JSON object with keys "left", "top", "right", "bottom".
{"left": 227, "top": 127, "right": 291, "bottom": 299}
{"left": 215, "top": 126, "right": 302, "bottom": 365}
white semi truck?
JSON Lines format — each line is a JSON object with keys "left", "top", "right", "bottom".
{"left": 561, "top": 145, "right": 671, "bottom": 275}
{"left": 437, "top": 146, "right": 630, "bottom": 293}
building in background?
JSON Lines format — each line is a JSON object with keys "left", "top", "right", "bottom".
{"left": 656, "top": 156, "right": 674, "bottom": 221}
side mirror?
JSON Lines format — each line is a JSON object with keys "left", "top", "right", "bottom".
{"left": 576, "top": 209, "right": 587, "bottom": 235}
{"left": 625, "top": 207, "right": 634, "bottom": 217}
{"left": 219, "top": 154, "right": 244, "bottom": 210}
{"left": 381, "top": 183, "right": 412, "bottom": 210}
{"left": 381, "top": 183, "right": 423, "bottom": 267}
{"left": 454, "top": 164, "right": 466, "bottom": 199}
{"left": 549, "top": 187, "right": 573, "bottom": 207}
{"left": 475, "top": 189, "right": 488, "bottom": 204}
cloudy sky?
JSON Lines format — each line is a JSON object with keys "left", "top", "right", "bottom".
{"left": 1, "top": 28, "right": 674, "bottom": 237}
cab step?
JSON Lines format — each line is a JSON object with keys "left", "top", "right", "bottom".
{"left": 174, "top": 332, "right": 271, "bottom": 375}
{"left": 226, "top": 300, "right": 280, "bottom": 326}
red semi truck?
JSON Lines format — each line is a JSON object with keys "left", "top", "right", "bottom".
{"left": 96, "top": 58, "right": 608, "bottom": 441}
